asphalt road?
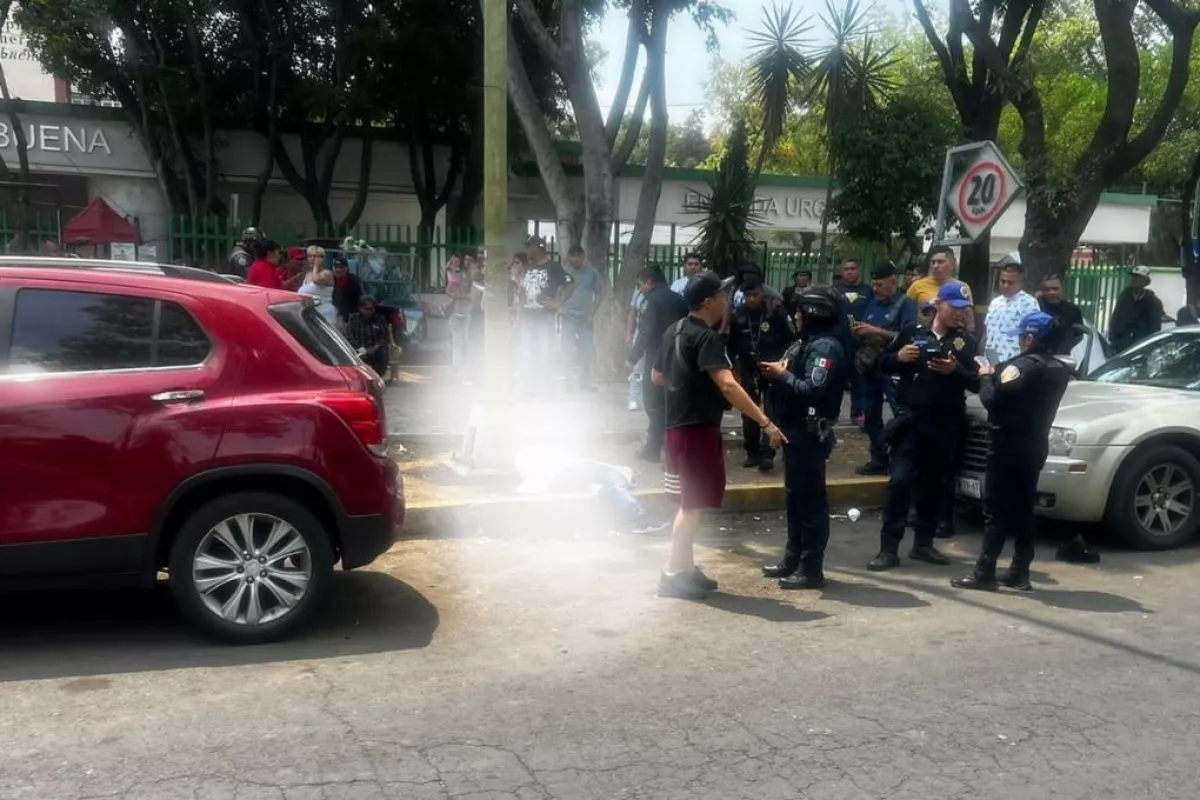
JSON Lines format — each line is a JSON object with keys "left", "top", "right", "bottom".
{"left": 2, "top": 513, "right": 1199, "bottom": 800}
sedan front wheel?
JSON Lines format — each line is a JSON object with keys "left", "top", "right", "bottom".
{"left": 1107, "top": 445, "right": 1200, "bottom": 550}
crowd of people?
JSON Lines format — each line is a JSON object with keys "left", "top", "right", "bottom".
{"left": 635, "top": 249, "right": 1151, "bottom": 601}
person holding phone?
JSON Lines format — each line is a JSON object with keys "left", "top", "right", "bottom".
{"left": 952, "top": 311, "right": 1071, "bottom": 592}
{"left": 868, "top": 281, "right": 981, "bottom": 572}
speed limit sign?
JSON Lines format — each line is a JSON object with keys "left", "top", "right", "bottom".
{"left": 944, "top": 141, "right": 1021, "bottom": 241}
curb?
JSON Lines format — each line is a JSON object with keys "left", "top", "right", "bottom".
{"left": 400, "top": 477, "right": 889, "bottom": 539}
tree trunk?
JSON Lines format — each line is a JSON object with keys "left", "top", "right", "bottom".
{"left": 0, "top": 34, "right": 32, "bottom": 252}
{"left": 1018, "top": 233, "right": 1077, "bottom": 289}
{"left": 340, "top": 122, "right": 375, "bottom": 230}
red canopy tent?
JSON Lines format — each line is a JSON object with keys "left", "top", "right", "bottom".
{"left": 62, "top": 197, "right": 137, "bottom": 245}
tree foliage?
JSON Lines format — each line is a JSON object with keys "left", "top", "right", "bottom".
{"left": 827, "top": 90, "right": 956, "bottom": 259}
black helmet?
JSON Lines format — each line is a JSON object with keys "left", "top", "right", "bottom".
{"left": 795, "top": 285, "right": 842, "bottom": 319}
{"left": 241, "top": 226, "right": 262, "bottom": 243}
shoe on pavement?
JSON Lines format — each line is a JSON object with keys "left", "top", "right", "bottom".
{"left": 909, "top": 545, "right": 951, "bottom": 565}
{"left": 758, "top": 456, "right": 776, "bottom": 472}
{"left": 855, "top": 461, "right": 888, "bottom": 476}
{"left": 867, "top": 551, "right": 900, "bottom": 571}
{"left": 658, "top": 571, "right": 708, "bottom": 600}
{"left": 628, "top": 400, "right": 640, "bottom": 412}
{"left": 934, "top": 524, "right": 956, "bottom": 539}
{"left": 997, "top": 567, "right": 1034, "bottom": 591}
{"left": 779, "top": 573, "right": 826, "bottom": 591}
{"left": 1056, "top": 536, "right": 1101, "bottom": 564}
{"left": 762, "top": 561, "right": 799, "bottom": 579}
{"left": 853, "top": 414, "right": 866, "bottom": 428}
{"left": 950, "top": 571, "right": 998, "bottom": 591}
{"left": 690, "top": 568, "right": 719, "bottom": 592}
{"left": 742, "top": 454, "right": 762, "bottom": 469}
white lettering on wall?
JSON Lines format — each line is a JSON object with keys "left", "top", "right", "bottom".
{"left": 683, "top": 189, "right": 825, "bottom": 220}
{"left": 0, "top": 122, "right": 113, "bottom": 155}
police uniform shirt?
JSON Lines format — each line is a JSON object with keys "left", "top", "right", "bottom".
{"left": 880, "top": 322, "right": 981, "bottom": 413}
{"left": 730, "top": 302, "right": 795, "bottom": 367}
{"left": 227, "top": 246, "right": 252, "bottom": 277}
{"left": 772, "top": 333, "right": 847, "bottom": 423}
{"left": 982, "top": 352, "right": 1071, "bottom": 450}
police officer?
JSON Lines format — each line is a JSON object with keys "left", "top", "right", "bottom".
{"left": 869, "top": 281, "right": 981, "bottom": 571}
{"left": 759, "top": 286, "right": 848, "bottom": 589}
{"left": 952, "top": 311, "right": 1071, "bottom": 591}
{"left": 226, "top": 227, "right": 261, "bottom": 278}
{"left": 729, "top": 273, "right": 795, "bottom": 471}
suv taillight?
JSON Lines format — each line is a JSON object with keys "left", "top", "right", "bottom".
{"left": 318, "top": 392, "right": 387, "bottom": 457}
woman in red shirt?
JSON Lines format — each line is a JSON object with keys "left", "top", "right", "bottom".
{"left": 247, "top": 240, "right": 284, "bottom": 289}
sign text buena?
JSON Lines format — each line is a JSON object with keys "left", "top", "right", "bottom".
{"left": 0, "top": 123, "right": 112, "bottom": 155}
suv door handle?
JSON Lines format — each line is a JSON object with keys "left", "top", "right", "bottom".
{"left": 151, "top": 390, "right": 205, "bottom": 405}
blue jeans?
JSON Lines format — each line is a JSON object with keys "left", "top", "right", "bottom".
{"left": 629, "top": 355, "right": 645, "bottom": 407}
{"left": 862, "top": 371, "right": 899, "bottom": 465}
{"left": 521, "top": 311, "right": 556, "bottom": 385}
{"left": 563, "top": 316, "right": 596, "bottom": 388}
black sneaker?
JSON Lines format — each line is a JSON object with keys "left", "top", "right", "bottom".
{"left": 867, "top": 551, "right": 900, "bottom": 571}
{"left": 1056, "top": 536, "right": 1101, "bottom": 564}
{"left": 950, "top": 571, "right": 998, "bottom": 591}
{"left": 658, "top": 571, "right": 708, "bottom": 600}
{"left": 762, "top": 561, "right": 799, "bottom": 579}
{"left": 758, "top": 456, "right": 776, "bottom": 472}
{"left": 909, "top": 545, "right": 951, "bottom": 565}
{"left": 742, "top": 454, "right": 762, "bottom": 469}
{"left": 997, "top": 568, "right": 1034, "bottom": 591}
{"left": 934, "top": 524, "right": 956, "bottom": 539}
{"left": 690, "top": 568, "right": 719, "bottom": 591}
{"left": 855, "top": 461, "right": 889, "bottom": 476}
{"left": 779, "top": 573, "right": 826, "bottom": 591}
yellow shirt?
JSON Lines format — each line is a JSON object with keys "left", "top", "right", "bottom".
{"left": 907, "top": 276, "right": 974, "bottom": 311}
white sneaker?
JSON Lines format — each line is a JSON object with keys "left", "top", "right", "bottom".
{"left": 628, "top": 400, "right": 640, "bottom": 412}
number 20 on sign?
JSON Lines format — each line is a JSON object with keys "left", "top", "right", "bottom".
{"left": 945, "top": 143, "right": 1021, "bottom": 241}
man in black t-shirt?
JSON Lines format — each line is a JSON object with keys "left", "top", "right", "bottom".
{"left": 652, "top": 272, "right": 785, "bottom": 601}
{"left": 517, "top": 235, "right": 570, "bottom": 390}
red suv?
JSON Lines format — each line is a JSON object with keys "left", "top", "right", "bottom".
{"left": 0, "top": 258, "right": 404, "bottom": 643}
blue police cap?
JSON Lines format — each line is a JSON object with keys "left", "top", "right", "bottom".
{"left": 936, "top": 281, "right": 972, "bottom": 308}
{"left": 1006, "top": 310, "right": 1056, "bottom": 338}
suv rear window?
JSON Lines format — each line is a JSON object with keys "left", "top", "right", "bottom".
{"left": 268, "top": 301, "right": 360, "bottom": 366}
{"left": 6, "top": 289, "right": 212, "bottom": 375}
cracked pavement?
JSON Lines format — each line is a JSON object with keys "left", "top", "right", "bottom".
{"left": 2, "top": 512, "right": 1199, "bottom": 799}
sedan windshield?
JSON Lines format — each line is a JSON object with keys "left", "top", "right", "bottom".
{"left": 1090, "top": 331, "right": 1200, "bottom": 390}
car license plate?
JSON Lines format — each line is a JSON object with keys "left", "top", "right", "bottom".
{"left": 957, "top": 477, "right": 982, "bottom": 499}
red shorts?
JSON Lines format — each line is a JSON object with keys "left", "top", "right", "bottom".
{"left": 663, "top": 425, "right": 726, "bottom": 510}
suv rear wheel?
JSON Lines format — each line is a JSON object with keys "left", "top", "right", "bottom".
{"left": 1106, "top": 445, "right": 1200, "bottom": 550}
{"left": 168, "top": 492, "right": 334, "bottom": 643}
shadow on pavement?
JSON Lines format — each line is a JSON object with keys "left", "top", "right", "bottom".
{"left": 705, "top": 592, "right": 831, "bottom": 623}
{"left": 0, "top": 570, "right": 438, "bottom": 683}
{"left": 820, "top": 580, "right": 931, "bottom": 609}
{"left": 1027, "top": 588, "right": 1153, "bottom": 614}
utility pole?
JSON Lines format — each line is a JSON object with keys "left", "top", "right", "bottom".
{"left": 481, "top": 0, "right": 510, "bottom": 398}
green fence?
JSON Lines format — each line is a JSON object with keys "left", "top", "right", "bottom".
{"left": 167, "top": 216, "right": 483, "bottom": 291}
{"left": 1062, "top": 261, "right": 1132, "bottom": 335}
{"left": 0, "top": 210, "right": 63, "bottom": 248}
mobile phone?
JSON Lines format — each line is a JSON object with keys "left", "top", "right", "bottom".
{"left": 974, "top": 355, "right": 990, "bottom": 369}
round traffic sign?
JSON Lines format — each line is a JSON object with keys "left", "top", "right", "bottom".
{"left": 955, "top": 161, "right": 1008, "bottom": 226}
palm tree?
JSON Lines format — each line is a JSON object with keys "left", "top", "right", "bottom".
{"left": 743, "top": 0, "right": 896, "bottom": 256}
{"left": 689, "top": 121, "right": 765, "bottom": 277}
{"left": 745, "top": 3, "right": 812, "bottom": 180}
{"left": 807, "top": 0, "right": 896, "bottom": 252}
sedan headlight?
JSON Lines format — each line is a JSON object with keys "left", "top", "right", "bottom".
{"left": 1047, "top": 427, "right": 1077, "bottom": 457}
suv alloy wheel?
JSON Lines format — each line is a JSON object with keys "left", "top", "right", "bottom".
{"left": 169, "top": 492, "right": 335, "bottom": 644}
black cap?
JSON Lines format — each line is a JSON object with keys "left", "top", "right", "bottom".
{"left": 683, "top": 271, "right": 736, "bottom": 308}
{"left": 524, "top": 235, "right": 547, "bottom": 248}
{"left": 332, "top": 255, "right": 348, "bottom": 267}
{"left": 741, "top": 272, "right": 763, "bottom": 291}
{"left": 870, "top": 260, "right": 897, "bottom": 279}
